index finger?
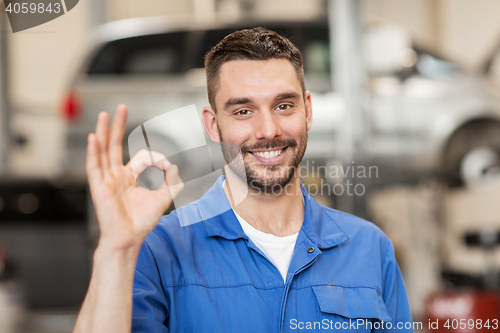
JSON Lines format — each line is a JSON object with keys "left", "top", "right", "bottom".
{"left": 109, "top": 104, "right": 128, "bottom": 167}
{"left": 127, "top": 149, "right": 171, "bottom": 181}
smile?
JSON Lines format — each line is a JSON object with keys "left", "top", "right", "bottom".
{"left": 250, "top": 148, "right": 284, "bottom": 159}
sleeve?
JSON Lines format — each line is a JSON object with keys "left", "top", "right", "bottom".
{"left": 375, "top": 241, "right": 414, "bottom": 332}
{"left": 132, "top": 240, "right": 170, "bottom": 333}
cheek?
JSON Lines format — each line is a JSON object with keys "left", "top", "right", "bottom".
{"left": 220, "top": 119, "right": 254, "bottom": 145}
{"left": 283, "top": 117, "right": 307, "bottom": 139}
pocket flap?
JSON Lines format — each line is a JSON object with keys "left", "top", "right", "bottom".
{"left": 312, "top": 285, "right": 392, "bottom": 322}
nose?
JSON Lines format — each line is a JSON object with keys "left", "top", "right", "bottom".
{"left": 254, "top": 109, "right": 282, "bottom": 140}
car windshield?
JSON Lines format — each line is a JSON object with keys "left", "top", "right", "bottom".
{"left": 88, "top": 32, "right": 188, "bottom": 74}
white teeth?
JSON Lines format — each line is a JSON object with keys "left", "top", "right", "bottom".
{"left": 253, "top": 149, "right": 283, "bottom": 159}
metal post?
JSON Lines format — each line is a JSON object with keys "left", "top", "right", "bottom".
{"left": 329, "top": 0, "right": 366, "bottom": 214}
{"left": 0, "top": 7, "right": 11, "bottom": 176}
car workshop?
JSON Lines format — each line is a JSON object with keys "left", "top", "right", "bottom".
{"left": 0, "top": 0, "right": 500, "bottom": 332}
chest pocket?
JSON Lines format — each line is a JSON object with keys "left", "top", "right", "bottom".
{"left": 312, "top": 285, "right": 392, "bottom": 330}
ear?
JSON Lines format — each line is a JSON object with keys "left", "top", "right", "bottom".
{"left": 202, "top": 105, "right": 221, "bottom": 143}
{"left": 304, "top": 91, "right": 313, "bottom": 131}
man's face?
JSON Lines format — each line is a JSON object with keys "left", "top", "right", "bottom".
{"left": 206, "top": 58, "right": 312, "bottom": 193}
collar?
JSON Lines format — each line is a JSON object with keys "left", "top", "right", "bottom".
{"left": 200, "top": 176, "right": 350, "bottom": 249}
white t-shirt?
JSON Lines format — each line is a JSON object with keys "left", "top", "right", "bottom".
{"left": 223, "top": 180, "right": 299, "bottom": 282}
{"left": 233, "top": 210, "right": 298, "bottom": 282}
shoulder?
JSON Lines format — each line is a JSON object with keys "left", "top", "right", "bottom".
{"left": 322, "top": 205, "right": 393, "bottom": 254}
{"left": 324, "top": 206, "right": 386, "bottom": 236}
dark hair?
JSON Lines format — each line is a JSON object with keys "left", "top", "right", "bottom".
{"left": 204, "top": 27, "right": 305, "bottom": 111}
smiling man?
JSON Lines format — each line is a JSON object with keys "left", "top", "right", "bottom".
{"left": 73, "top": 28, "right": 414, "bottom": 333}
{"left": 215, "top": 60, "right": 308, "bottom": 197}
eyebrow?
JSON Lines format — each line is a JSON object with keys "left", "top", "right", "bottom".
{"left": 223, "top": 91, "right": 301, "bottom": 110}
{"left": 275, "top": 92, "right": 301, "bottom": 101}
{"left": 224, "top": 97, "right": 253, "bottom": 109}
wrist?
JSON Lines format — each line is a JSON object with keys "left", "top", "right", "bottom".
{"left": 94, "top": 240, "right": 142, "bottom": 268}
{"left": 96, "top": 230, "right": 145, "bottom": 253}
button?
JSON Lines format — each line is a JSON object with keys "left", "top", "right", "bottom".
{"left": 308, "top": 247, "right": 315, "bottom": 253}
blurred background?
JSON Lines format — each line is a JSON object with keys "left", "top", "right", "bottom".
{"left": 1, "top": 0, "right": 500, "bottom": 332}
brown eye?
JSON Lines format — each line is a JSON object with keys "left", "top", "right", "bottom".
{"left": 276, "top": 104, "right": 291, "bottom": 111}
{"left": 236, "top": 109, "right": 251, "bottom": 115}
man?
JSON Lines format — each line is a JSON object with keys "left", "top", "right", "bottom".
{"left": 73, "top": 28, "right": 413, "bottom": 332}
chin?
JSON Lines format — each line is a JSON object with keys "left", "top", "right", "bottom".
{"left": 246, "top": 165, "right": 296, "bottom": 194}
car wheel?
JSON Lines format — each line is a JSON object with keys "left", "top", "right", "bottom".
{"left": 460, "top": 147, "right": 500, "bottom": 189}
{"left": 444, "top": 120, "right": 500, "bottom": 188}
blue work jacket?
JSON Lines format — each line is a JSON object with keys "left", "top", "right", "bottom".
{"left": 132, "top": 176, "right": 414, "bottom": 332}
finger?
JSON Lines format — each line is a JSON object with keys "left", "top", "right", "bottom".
{"left": 86, "top": 133, "right": 103, "bottom": 186}
{"left": 160, "top": 162, "right": 184, "bottom": 198}
{"left": 95, "top": 112, "right": 110, "bottom": 171}
{"left": 109, "top": 104, "right": 128, "bottom": 168}
{"left": 126, "top": 149, "right": 169, "bottom": 181}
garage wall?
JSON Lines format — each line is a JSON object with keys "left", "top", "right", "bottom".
{"left": 439, "top": 0, "right": 500, "bottom": 68}
{"left": 107, "top": 0, "right": 194, "bottom": 22}
{"left": 365, "top": 0, "right": 500, "bottom": 69}
{"left": 364, "top": 0, "right": 439, "bottom": 50}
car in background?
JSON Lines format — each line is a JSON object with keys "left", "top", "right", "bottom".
{"left": 60, "top": 14, "right": 500, "bottom": 189}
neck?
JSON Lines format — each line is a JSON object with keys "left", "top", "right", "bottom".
{"left": 224, "top": 172, "right": 304, "bottom": 237}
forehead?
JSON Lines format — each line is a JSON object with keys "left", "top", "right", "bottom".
{"left": 215, "top": 59, "right": 302, "bottom": 109}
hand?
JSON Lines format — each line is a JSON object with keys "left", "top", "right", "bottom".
{"left": 86, "top": 105, "right": 183, "bottom": 252}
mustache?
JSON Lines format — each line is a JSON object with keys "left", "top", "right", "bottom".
{"left": 240, "top": 137, "right": 297, "bottom": 154}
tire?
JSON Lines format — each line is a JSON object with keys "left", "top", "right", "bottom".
{"left": 444, "top": 120, "right": 500, "bottom": 188}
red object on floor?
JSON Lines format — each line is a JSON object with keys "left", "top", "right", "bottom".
{"left": 425, "top": 290, "right": 500, "bottom": 332}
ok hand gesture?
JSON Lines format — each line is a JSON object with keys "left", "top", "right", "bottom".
{"left": 86, "top": 104, "right": 183, "bottom": 251}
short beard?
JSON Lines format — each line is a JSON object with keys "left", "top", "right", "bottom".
{"left": 218, "top": 124, "right": 307, "bottom": 194}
